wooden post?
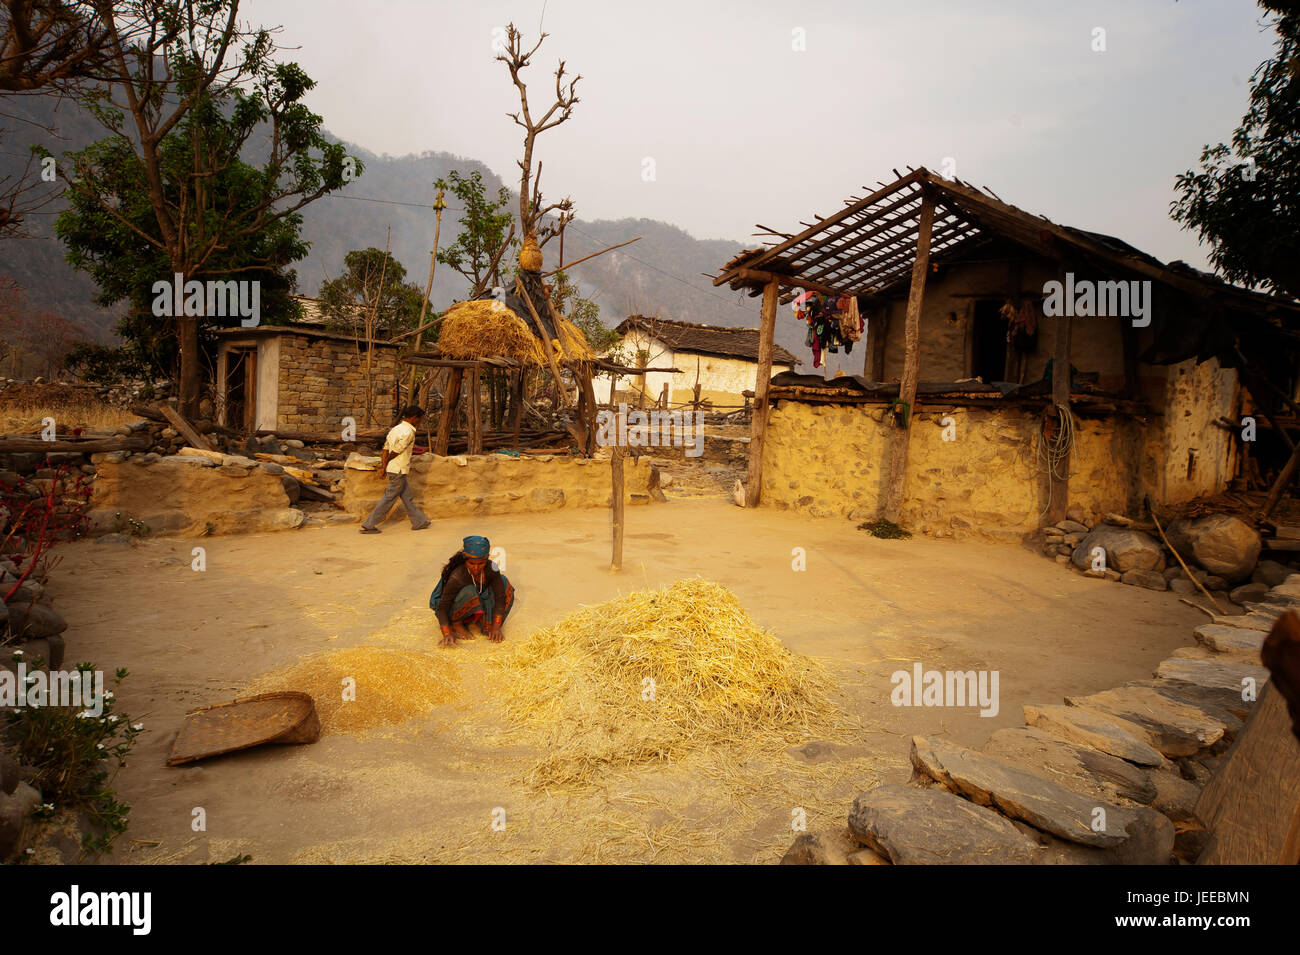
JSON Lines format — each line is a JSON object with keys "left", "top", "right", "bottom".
{"left": 882, "top": 190, "right": 936, "bottom": 524}
{"left": 1048, "top": 276, "right": 1073, "bottom": 524}
{"left": 406, "top": 188, "right": 445, "bottom": 403}
{"left": 611, "top": 439, "right": 625, "bottom": 572}
{"left": 868, "top": 303, "right": 890, "bottom": 381}
{"left": 434, "top": 367, "right": 462, "bottom": 456}
{"left": 579, "top": 368, "right": 598, "bottom": 455}
{"left": 467, "top": 366, "right": 483, "bottom": 455}
{"left": 510, "top": 369, "right": 526, "bottom": 442}
{"left": 745, "top": 277, "right": 780, "bottom": 507}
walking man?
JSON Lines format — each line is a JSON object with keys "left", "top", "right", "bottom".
{"left": 360, "top": 406, "right": 431, "bottom": 533}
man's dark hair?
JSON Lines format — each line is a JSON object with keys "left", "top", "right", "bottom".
{"left": 401, "top": 405, "right": 425, "bottom": 420}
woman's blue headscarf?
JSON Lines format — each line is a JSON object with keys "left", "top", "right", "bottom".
{"left": 462, "top": 535, "right": 491, "bottom": 558}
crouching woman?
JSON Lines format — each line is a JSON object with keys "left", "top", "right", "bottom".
{"left": 431, "top": 535, "right": 514, "bottom": 646}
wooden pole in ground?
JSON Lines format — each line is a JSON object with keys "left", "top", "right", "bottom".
{"left": 434, "top": 367, "right": 462, "bottom": 455}
{"left": 406, "top": 188, "right": 445, "bottom": 404}
{"left": 1046, "top": 263, "right": 1073, "bottom": 525}
{"left": 745, "top": 277, "right": 780, "bottom": 507}
{"left": 882, "top": 190, "right": 936, "bottom": 524}
{"left": 611, "top": 435, "right": 625, "bottom": 572}
{"left": 467, "top": 366, "right": 483, "bottom": 455}
{"left": 510, "top": 369, "right": 526, "bottom": 442}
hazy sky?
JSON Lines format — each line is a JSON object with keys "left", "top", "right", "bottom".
{"left": 249, "top": 0, "right": 1277, "bottom": 272}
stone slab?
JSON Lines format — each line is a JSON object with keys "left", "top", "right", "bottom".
{"left": 1023, "top": 703, "right": 1165, "bottom": 767}
{"left": 911, "top": 735, "right": 1145, "bottom": 848}
{"left": 847, "top": 784, "right": 1040, "bottom": 865}
{"left": 1154, "top": 657, "right": 1270, "bottom": 695}
{"left": 1066, "top": 685, "right": 1232, "bottom": 755}
{"left": 981, "top": 727, "right": 1157, "bottom": 804}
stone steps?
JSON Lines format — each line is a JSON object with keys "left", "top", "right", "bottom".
{"left": 783, "top": 566, "right": 1293, "bottom": 865}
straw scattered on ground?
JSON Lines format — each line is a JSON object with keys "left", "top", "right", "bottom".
{"left": 495, "top": 578, "right": 857, "bottom": 788}
{"left": 248, "top": 646, "right": 459, "bottom": 735}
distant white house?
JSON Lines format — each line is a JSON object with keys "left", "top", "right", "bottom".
{"left": 594, "top": 316, "right": 799, "bottom": 409}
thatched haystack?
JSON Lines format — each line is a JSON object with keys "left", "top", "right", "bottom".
{"left": 435, "top": 298, "right": 593, "bottom": 365}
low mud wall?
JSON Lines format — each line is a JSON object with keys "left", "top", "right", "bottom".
{"left": 88, "top": 456, "right": 299, "bottom": 537}
{"left": 343, "top": 453, "right": 660, "bottom": 521}
{"left": 761, "top": 401, "right": 1146, "bottom": 541}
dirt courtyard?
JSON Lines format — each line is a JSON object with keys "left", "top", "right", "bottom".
{"left": 46, "top": 496, "right": 1203, "bottom": 863}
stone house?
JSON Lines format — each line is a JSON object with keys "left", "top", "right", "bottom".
{"left": 593, "top": 316, "right": 798, "bottom": 408}
{"left": 713, "top": 167, "right": 1300, "bottom": 535}
{"left": 213, "top": 324, "right": 400, "bottom": 433}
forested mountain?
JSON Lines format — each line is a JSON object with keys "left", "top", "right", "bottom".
{"left": 0, "top": 92, "right": 814, "bottom": 363}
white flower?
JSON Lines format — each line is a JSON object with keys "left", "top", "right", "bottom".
{"left": 41, "top": 802, "right": 53, "bottom": 811}
{"left": 104, "top": 691, "right": 114, "bottom": 700}
{"left": 77, "top": 710, "right": 94, "bottom": 719}
{"left": 132, "top": 723, "right": 143, "bottom": 731}
{"left": 96, "top": 743, "right": 105, "bottom": 750}
{"left": 11, "top": 649, "right": 22, "bottom": 657}
{"left": 107, "top": 715, "right": 118, "bottom": 723}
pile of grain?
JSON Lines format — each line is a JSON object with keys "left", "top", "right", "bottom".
{"left": 248, "top": 647, "right": 458, "bottom": 735}
{"left": 497, "top": 578, "right": 850, "bottom": 788}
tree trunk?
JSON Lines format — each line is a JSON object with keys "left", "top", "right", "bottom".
{"left": 178, "top": 315, "right": 201, "bottom": 419}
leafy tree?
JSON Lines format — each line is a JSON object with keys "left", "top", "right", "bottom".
{"left": 549, "top": 265, "right": 617, "bottom": 352}
{"left": 318, "top": 246, "right": 426, "bottom": 336}
{"left": 1172, "top": 1, "right": 1300, "bottom": 298}
{"left": 435, "top": 169, "right": 516, "bottom": 296}
{"left": 53, "top": 0, "right": 359, "bottom": 415}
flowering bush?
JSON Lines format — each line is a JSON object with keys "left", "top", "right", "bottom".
{"left": 3, "top": 658, "right": 142, "bottom": 859}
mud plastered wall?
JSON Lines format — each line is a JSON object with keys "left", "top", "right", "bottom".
{"left": 343, "top": 453, "right": 659, "bottom": 521}
{"left": 760, "top": 401, "right": 1146, "bottom": 539}
{"left": 88, "top": 458, "right": 297, "bottom": 536}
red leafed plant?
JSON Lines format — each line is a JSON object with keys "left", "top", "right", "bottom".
{"left": 0, "top": 463, "right": 94, "bottom": 602}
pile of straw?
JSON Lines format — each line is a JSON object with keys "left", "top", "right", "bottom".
{"left": 435, "top": 299, "right": 593, "bottom": 364}
{"left": 497, "top": 578, "right": 849, "bottom": 788}
{"left": 248, "top": 647, "right": 458, "bottom": 736}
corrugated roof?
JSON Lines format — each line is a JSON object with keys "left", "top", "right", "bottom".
{"left": 614, "top": 316, "right": 800, "bottom": 365}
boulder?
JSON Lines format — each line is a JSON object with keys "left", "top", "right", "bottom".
{"left": 270, "top": 508, "right": 306, "bottom": 529}
{"left": 1070, "top": 525, "right": 1162, "bottom": 573}
{"left": 281, "top": 474, "right": 301, "bottom": 504}
{"left": 848, "top": 784, "right": 1039, "bottom": 864}
{"left": 1170, "top": 579, "right": 1197, "bottom": 595}
{"left": 1056, "top": 520, "right": 1089, "bottom": 535}
{"left": 1165, "top": 514, "right": 1261, "bottom": 583}
{"left": 5, "top": 602, "right": 67, "bottom": 639}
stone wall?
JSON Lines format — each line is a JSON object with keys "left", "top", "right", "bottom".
{"left": 761, "top": 401, "right": 1149, "bottom": 540}
{"left": 275, "top": 335, "right": 400, "bottom": 432}
{"left": 88, "top": 456, "right": 300, "bottom": 537}
{"left": 343, "top": 453, "right": 660, "bottom": 521}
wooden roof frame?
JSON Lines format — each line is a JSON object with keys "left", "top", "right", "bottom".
{"left": 712, "top": 166, "right": 1300, "bottom": 320}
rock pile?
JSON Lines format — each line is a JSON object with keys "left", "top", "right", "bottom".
{"left": 780, "top": 573, "right": 1293, "bottom": 865}
{"left": 1041, "top": 508, "right": 1277, "bottom": 604}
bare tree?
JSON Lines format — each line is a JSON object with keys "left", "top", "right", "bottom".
{"left": 497, "top": 22, "right": 578, "bottom": 246}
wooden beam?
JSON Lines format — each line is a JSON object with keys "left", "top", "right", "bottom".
{"left": 0, "top": 435, "right": 151, "bottom": 454}
{"left": 728, "top": 267, "right": 846, "bottom": 297}
{"left": 882, "top": 189, "right": 936, "bottom": 524}
{"left": 159, "top": 405, "right": 216, "bottom": 452}
{"left": 715, "top": 169, "right": 926, "bottom": 283}
{"left": 1048, "top": 275, "right": 1073, "bottom": 524}
{"left": 745, "top": 278, "right": 780, "bottom": 507}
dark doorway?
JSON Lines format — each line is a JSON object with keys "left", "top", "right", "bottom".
{"left": 225, "top": 349, "right": 257, "bottom": 431}
{"left": 971, "top": 300, "right": 1006, "bottom": 383}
